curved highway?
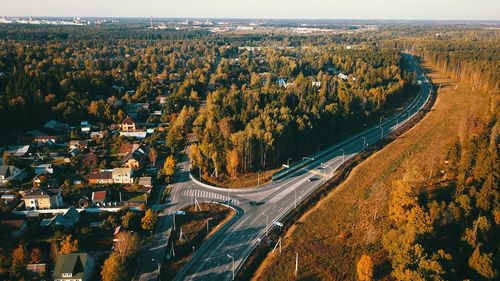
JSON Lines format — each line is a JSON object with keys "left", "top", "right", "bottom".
{"left": 137, "top": 53, "right": 432, "bottom": 281}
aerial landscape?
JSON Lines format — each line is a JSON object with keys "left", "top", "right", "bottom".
{"left": 0, "top": 1, "right": 498, "bottom": 281}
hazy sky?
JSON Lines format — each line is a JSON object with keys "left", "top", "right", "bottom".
{"left": 1, "top": 0, "right": 499, "bottom": 20}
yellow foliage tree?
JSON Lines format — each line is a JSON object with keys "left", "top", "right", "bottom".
{"left": 60, "top": 235, "right": 79, "bottom": 255}
{"left": 101, "top": 253, "right": 127, "bottom": 281}
{"left": 226, "top": 149, "right": 239, "bottom": 178}
{"left": 163, "top": 155, "right": 176, "bottom": 182}
{"left": 357, "top": 254, "right": 374, "bottom": 281}
{"left": 141, "top": 209, "right": 157, "bottom": 232}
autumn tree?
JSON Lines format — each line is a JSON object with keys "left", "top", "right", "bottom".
{"left": 226, "top": 149, "right": 239, "bottom": 178}
{"left": 114, "top": 232, "right": 140, "bottom": 259}
{"left": 101, "top": 254, "right": 127, "bottom": 281}
{"left": 30, "top": 248, "right": 42, "bottom": 264}
{"left": 468, "top": 247, "right": 496, "bottom": 279}
{"left": 141, "top": 209, "right": 157, "bottom": 232}
{"left": 60, "top": 235, "right": 79, "bottom": 255}
{"left": 121, "top": 211, "right": 139, "bottom": 230}
{"left": 163, "top": 155, "right": 176, "bottom": 183}
{"left": 11, "top": 244, "right": 26, "bottom": 275}
{"left": 357, "top": 254, "right": 374, "bottom": 281}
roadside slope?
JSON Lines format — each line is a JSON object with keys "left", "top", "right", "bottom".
{"left": 251, "top": 60, "right": 492, "bottom": 280}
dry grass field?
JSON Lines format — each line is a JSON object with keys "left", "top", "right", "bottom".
{"left": 251, "top": 61, "right": 492, "bottom": 281}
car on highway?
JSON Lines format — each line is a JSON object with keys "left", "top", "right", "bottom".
{"left": 308, "top": 177, "right": 320, "bottom": 182}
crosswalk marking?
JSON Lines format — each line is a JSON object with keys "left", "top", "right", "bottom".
{"left": 181, "top": 189, "right": 239, "bottom": 204}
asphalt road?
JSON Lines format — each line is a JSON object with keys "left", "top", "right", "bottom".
{"left": 138, "top": 54, "right": 432, "bottom": 281}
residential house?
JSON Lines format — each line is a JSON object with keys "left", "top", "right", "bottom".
{"left": 112, "top": 167, "right": 134, "bottom": 184}
{"left": 121, "top": 147, "right": 146, "bottom": 169}
{"left": 138, "top": 177, "right": 152, "bottom": 189}
{"left": 22, "top": 187, "right": 62, "bottom": 210}
{"left": 1, "top": 220, "right": 27, "bottom": 237}
{"left": 26, "top": 263, "right": 47, "bottom": 275}
{"left": 40, "top": 207, "right": 79, "bottom": 228}
{"left": 120, "top": 117, "right": 137, "bottom": 132}
{"left": 87, "top": 171, "right": 113, "bottom": 184}
{"left": 91, "top": 191, "right": 106, "bottom": 204}
{"left": 119, "top": 131, "right": 147, "bottom": 139}
{"left": 80, "top": 121, "right": 91, "bottom": 133}
{"left": 44, "top": 119, "right": 69, "bottom": 132}
{"left": 77, "top": 197, "right": 91, "bottom": 208}
{"left": 34, "top": 135, "right": 58, "bottom": 144}
{"left": 69, "top": 140, "right": 90, "bottom": 150}
{"left": 338, "top": 73, "right": 349, "bottom": 80}
{"left": 77, "top": 153, "right": 98, "bottom": 169}
{"left": 0, "top": 165, "right": 23, "bottom": 186}
{"left": 7, "top": 145, "right": 30, "bottom": 157}
{"left": 312, "top": 81, "right": 322, "bottom": 87}
{"left": 118, "top": 143, "right": 140, "bottom": 157}
{"left": 53, "top": 253, "right": 94, "bottom": 281}
{"left": 35, "top": 164, "right": 54, "bottom": 175}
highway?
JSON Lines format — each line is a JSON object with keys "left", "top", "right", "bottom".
{"left": 138, "top": 53, "right": 432, "bottom": 281}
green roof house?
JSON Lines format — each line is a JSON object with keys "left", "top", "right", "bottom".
{"left": 53, "top": 253, "right": 94, "bottom": 281}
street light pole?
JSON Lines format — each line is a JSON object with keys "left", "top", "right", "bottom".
{"left": 287, "top": 157, "right": 292, "bottom": 167}
{"left": 258, "top": 170, "right": 261, "bottom": 187}
{"left": 173, "top": 213, "right": 176, "bottom": 231}
{"left": 361, "top": 136, "right": 366, "bottom": 150}
{"left": 380, "top": 126, "right": 384, "bottom": 140}
{"left": 227, "top": 254, "right": 235, "bottom": 280}
{"left": 340, "top": 149, "right": 345, "bottom": 165}
{"left": 206, "top": 218, "right": 212, "bottom": 236}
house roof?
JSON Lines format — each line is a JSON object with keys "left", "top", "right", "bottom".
{"left": 112, "top": 167, "right": 132, "bottom": 177}
{"left": 87, "top": 171, "right": 112, "bottom": 180}
{"left": 91, "top": 191, "right": 106, "bottom": 202}
{"left": 53, "top": 253, "right": 89, "bottom": 280}
{"left": 1, "top": 220, "right": 26, "bottom": 230}
{"left": 7, "top": 145, "right": 30, "bottom": 156}
{"left": 41, "top": 207, "right": 79, "bottom": 228}
{"left": 0, "top": 165, "right": 16, "bottom": 177}
{"left": 122, "top": 116, "right": 136, "bottom": 125}
{"left": 23, "top": 188, "right": 53, "bottom": 199}
{"left": 138, "top": 177, "right": 152, "bottom": 187}
{"left": 122, "top": 147, "right": 145, "bottom": 164}
{"left": 118, "top": 143, "right": 140, "bottom": 155}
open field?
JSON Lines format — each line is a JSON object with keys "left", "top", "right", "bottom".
{"left": 160, "top": 203, "right": 235, "bottom": 280}
{"left": 251, "top": 60, "right": 492, "bottom": 281}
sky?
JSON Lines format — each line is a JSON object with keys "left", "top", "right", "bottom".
{"left": 0, "top": 0, "right": 499, "bottom": 21}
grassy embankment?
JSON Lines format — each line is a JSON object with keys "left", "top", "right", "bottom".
{"left": 251, "top": 60, "right": 492, "bottom": 280}
{"left": 161, "top": 203, "right": 235, "bottom": 280}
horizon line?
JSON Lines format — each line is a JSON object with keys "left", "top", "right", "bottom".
{"left": 1, "top": 15, "right": 500, "bottom": 22}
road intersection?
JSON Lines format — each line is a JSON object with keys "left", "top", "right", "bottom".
{"left": 138, "top": 53, "right": 432, "bottom": 281}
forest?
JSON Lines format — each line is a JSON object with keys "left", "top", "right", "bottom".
{"left": 383, "top": 111, "right": 498, "bottom": 280}
{"left": 0, "top": 25, "right": 415, "bottom": 183}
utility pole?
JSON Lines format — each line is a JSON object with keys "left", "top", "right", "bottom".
{"left": 206, "top": 218, "right": 212, "bottom": 236}
{"left": 179, "top": 227, "right": 184, "bottom": 242}
{"left": 172, "top": 213, "right": 176, "bottom": 231}
{"left": 295, "top": 252, "right": 299, "bottom": 277}
{"left": 258, "top": 170, "right": 261, "bottom": 187}
{"left": 272, "top": 237, "right": 282, "bottom": 254}
{"left": 380, "top": 126, "right": 384, "bottom": 140}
